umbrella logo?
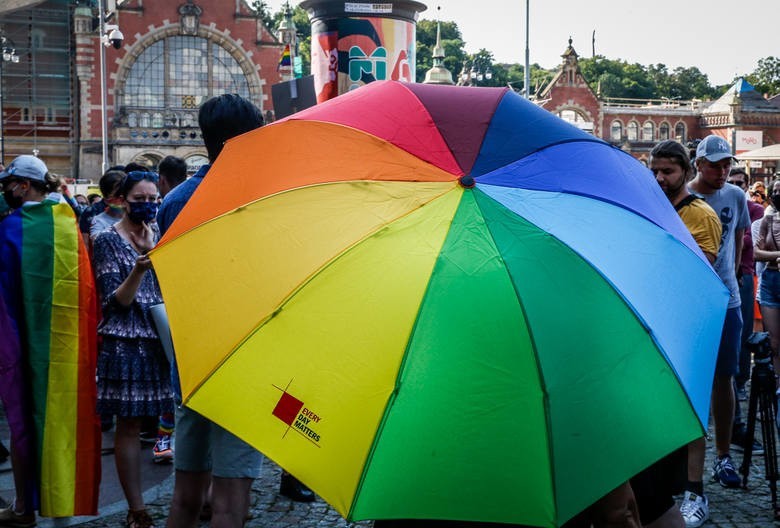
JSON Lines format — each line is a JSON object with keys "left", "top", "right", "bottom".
{"left": 272, "top": 382, "right": 322, "bottom": 447}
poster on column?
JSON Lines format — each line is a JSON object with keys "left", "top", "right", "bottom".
{"left": 310, "top": 16, "right": 416, "bottom": 103}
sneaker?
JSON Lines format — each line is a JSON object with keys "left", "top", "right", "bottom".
{"left": 679, "top": 491, "right": 708, "bottom": 528}
{"left": 712, "top": 454, "right": 742, "bottom": 488}
{"left": 0, "top": 505, "right": 36, "bottom": 528}
{"left": 731, "top": 427, "right": 765, "bottom": 455}
{"left": 152, "top": 435, "right": 173, "bottom": 464}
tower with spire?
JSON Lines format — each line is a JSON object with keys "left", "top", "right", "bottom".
{"left": 423, "top": 18, "right": 453, "bottom": 85}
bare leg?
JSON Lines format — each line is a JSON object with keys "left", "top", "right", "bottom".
{"left": 686, "top": 437, "right": 705, "bottom": 482}
{"left": 645, "top": 505, "right": 685, "bottom": 528}
{"left": 210, "top": 477, "right": 254, "bottom": 528}
{"left": 166, "top": 470, "right": 211, "bottom": 528}
{"left": 711, "top": 375, "right": 736, "bottom": 456}
{"left": 760, "top": 305, "right": 780, "bottom": 379}
{"left": 114, "top": 416, "right": 145, "bottom": 511}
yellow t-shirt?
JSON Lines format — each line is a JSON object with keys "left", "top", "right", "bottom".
{"left": 677, "top": 197, "right": 722, "bottom": 260}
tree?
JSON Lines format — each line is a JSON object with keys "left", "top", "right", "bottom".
{"left": 748, "top": 56, "right": 780, "bottom": 96}
{"left": 415, "top": 19, "right": 466, "bottom": 82}
{"left": 248, "top": 1, "right": 274, "bottom": 31}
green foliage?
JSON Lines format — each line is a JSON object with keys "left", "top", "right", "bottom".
{"left": 747, "top": 56, "right": 780, "bottom": 96}
{"left": 579, "top": 55, "right": 721, "bottom": 100}
{"left": 415, "top": 20, "right": 465, "bottom": 82}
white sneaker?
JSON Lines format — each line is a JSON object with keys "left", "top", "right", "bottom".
{"left": 679, "top": 490, "right": 709, "bottom": 528}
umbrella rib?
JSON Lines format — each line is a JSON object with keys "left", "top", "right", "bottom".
{"left": 181, "top": 184, "right": 459, "bottom": 407}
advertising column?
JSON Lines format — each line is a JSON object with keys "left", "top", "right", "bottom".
{"left": 300, "top": 0, "right": 427, "bottom": 103}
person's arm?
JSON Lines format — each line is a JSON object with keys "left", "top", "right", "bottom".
{"left": 754, "top": 216, "right": 780, "bottom": 262}
{"left": 113, "top": 255, "right": 153, "bottom": 307}
{"left": 734, "top": 228, "right": 744, "bottom": 274}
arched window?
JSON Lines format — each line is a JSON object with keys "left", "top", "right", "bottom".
{"left": 642, "top": 121, "right": 654, "bottom": 141}
{"left": 610, "top": 121, "right": 622, "bottom": 141}
{"left": 123, "top": 35, "right": 250, "bottom": 114}
{"left": 556, "top": 108, "right": 593, "bottom": 133}
{"left": 674, "top": 122, "right": 686, "bottom": 142}
{"left": 659, "top": 122, "right": 670, "bottom": 141}
{"left": 627, "top": 121, "right": 639, "bottom": 141}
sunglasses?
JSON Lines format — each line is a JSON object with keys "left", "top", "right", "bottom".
{"left": 125, "top": 170, "right": 160, "bottom": 184}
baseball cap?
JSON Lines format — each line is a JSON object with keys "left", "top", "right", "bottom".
{"left": 0, "top": 155, "right": 49, "bottom": 182}
{"left": 696, "top": 135, "right": 736, "bottom": 163}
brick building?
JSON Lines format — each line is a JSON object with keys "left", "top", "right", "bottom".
{"left": 1, "top": 0, "right": 285, "bottom": 180}
{"left": 538, "top": 40, "right": 780, "bottom": 178}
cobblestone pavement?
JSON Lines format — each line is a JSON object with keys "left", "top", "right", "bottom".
{"left": 48, "top": 443, "right": 780, "bottom": 528}
{"left": 7, "top": 404, "right": 780, "bottom": 527}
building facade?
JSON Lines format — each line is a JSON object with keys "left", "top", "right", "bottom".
{"left": 538, "top": 40, "right": 780, "bottom": 177}
{"left": 1, "top": 0, "right": 285, "bottom": 180}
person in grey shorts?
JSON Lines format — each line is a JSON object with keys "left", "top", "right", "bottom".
{"left": 157, "top": 94, "right": 265, "bottom": 528}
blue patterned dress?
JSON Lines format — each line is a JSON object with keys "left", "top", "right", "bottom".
{"left": 92, "top": 225, "right": 173, "bottom": 417}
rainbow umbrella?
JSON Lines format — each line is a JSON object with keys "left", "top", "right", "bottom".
{"left": 151, "top": 81, "right": 728, "bottom": 527}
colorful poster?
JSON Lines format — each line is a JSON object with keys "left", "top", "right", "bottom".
{"left": 310, "top": 17, "right": 416, "bottom": 103}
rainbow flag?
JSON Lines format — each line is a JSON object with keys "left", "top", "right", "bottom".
{"left": 0, "top": 200, "right": 100, "bottom": 517}
{"left": 277, "top": 44, "right": 292, "bottom": 70}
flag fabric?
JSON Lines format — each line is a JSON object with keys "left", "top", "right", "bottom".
{"left": 0, "top": 200, "right": 101, "bottom": 517}
{"left": 278, "top": 44, "right": 292, "bottom": 70}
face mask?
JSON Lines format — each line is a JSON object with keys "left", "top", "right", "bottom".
{"left": 126, "top": 201, "right": 158, "bottom": 224}
{"left": 3, "top": 185, "right": 22, "bottom": 210}
{"left": 772, "top": 193, "right": 780, "bottom": 206}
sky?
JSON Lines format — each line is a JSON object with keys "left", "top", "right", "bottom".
{"left": 267, "top": 0, "right": 778, "bottom": 87}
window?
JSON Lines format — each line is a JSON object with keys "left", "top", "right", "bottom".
{"left": 31, "top": 29, "right": 45, "bottom": 49}
{"left": 659, "top": 122, "right": 670, "bottom": 141}
{"left": 610, "top": 121, "right": 622, "bottom": 141}
{"left": 642, "top": 121, "right": 654, "bottom": 141}
{"left": 43, "top": 107, "right": 56, "bottom": 123}
{"left": 627, "top": 121, "right": 639, "bottom": 141}
{"left": 674, "top": 122, "right": 686, "bottom": 142}
{"left": 20, "top": 107, "right": 33, "bottom": 123}
{"left": 123, "top": 35, "right": 250, "bottom": 124}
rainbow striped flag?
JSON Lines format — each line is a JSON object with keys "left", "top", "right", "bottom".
{"left": 277, "top": 44, "right": 292, "bottom": 70}
{"left": 0, "top": 200, "right": 100, "bottom": 517}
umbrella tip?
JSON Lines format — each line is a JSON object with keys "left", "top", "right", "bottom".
{"left": 458, "top": 175, "right": 475, "bottom": 188}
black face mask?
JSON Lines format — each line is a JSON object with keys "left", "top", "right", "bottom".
{"left": 126, "top": 201, "right": 158, "bottom": 224}
{"left": 772, "top": 193, "right": 780, "bottom": 206}
{"left": 3, "top": 184, "right": 22, "bottom": 210}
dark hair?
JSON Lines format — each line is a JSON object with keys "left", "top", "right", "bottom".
{"left": 99, "top": 169, "right": 127, "bottom": 197}
{"left": 198, "top": 94, "right": 263, "bottom": 162}
{"left": 650, "top": 140, "right": 693, "bottom": 177}
{"left": 25, "top": 172, "right": 60, "bottom": 194}
{"left": 124, "top": 161, "right": 150, "bottom": 174}
{"left": 159, "top": 155, "right": 188, "bottom": 187}
{"left": 118, "top": 171, "right": 158, "bottom": 198}
{"left": 729, "top": 167, "right": 750, "bottom": 185}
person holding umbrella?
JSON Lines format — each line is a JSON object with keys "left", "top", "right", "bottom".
{"left": 158, "top": 94, "right": 266, "bottom": 528}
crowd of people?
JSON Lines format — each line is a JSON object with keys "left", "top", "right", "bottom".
{"left": 0, "top": 90, "right": 778, "bottom": 528}
{"left": 0, "top": 94, "right": 313, "bottom": 528}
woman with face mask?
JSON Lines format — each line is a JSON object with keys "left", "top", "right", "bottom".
{"left": 0, "top": 155, "right": 101, "bottom": 523}
{"left": 89, "top": 169, "right": 128, "bottom": 241}
{"left": 91, "top": 171, "right": 172, "bottom": 528}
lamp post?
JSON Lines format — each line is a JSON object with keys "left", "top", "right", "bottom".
{"left": 524, "top": 0, "right": 530, "bottom": 99}
{"left": 97, "top": 0, "right": 123, "bottom": 174}
{"left": 1, "top": 35, "right": 20, "bottom": 165}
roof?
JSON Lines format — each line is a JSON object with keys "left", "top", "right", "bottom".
{"left": 703, "top": 78, "right": 776, "bottom": 114}
{"left": 739, "top": 143, "right": 780, "bottom": 161}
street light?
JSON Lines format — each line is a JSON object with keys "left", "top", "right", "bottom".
{"left": 97, "top": 0, "right": 123, "bottom": 173}
{"left": 0, "top": 35, "right": 20, "bottom": 165}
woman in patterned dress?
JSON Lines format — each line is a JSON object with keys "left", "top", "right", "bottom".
{"left": 92, "top": 171, "right": 172, "bottom": 528}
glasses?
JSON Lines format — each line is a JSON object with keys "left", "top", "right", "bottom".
{"left": 728, "top": 179, "right": 746, "bottom": 187}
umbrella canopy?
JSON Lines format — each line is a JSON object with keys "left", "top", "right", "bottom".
{"left": 150, "top": 81, "right": 728, "bottom": 527}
